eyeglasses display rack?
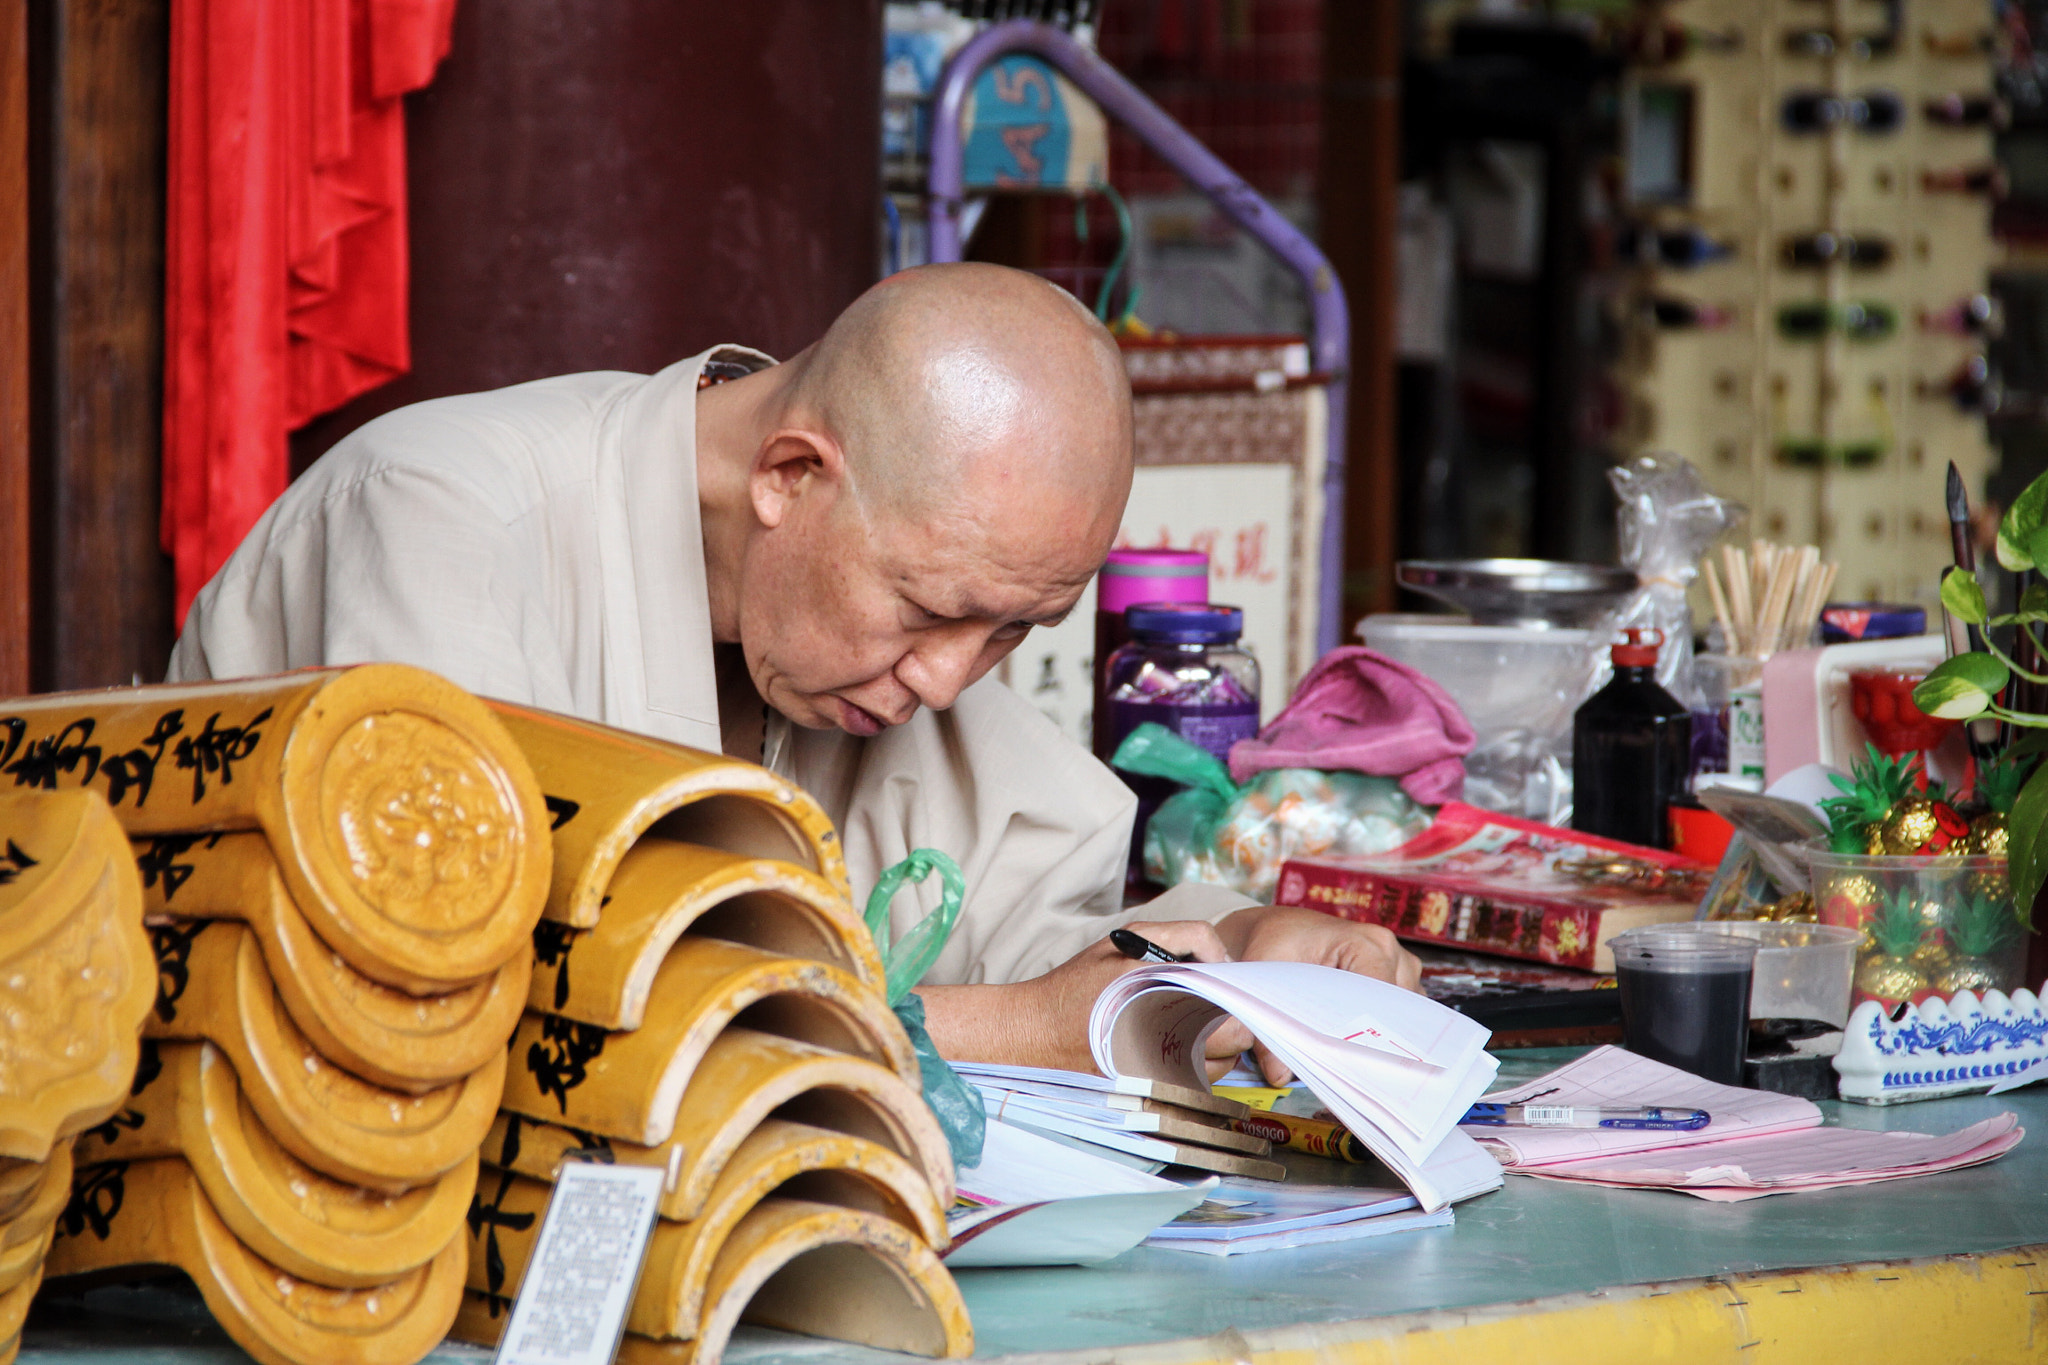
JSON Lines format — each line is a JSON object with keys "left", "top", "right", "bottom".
{"left": 1615, "top": 0, "right": 2000, "bottom": 601}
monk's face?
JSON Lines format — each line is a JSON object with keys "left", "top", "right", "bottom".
{"left": 738, "top": 467, "right": 1119, "bottom": 736}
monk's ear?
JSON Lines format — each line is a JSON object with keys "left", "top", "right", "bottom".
{"left": 749, "top": 428, "right": 848, "bottom": 528}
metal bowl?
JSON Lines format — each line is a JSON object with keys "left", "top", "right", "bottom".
{"left": 1395, "top": 559, "right": 1639, "bottom": 628}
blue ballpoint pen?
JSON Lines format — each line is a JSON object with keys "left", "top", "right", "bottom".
{"left": 1461, "top": 1102, "right": 1711, "bottom": 1131}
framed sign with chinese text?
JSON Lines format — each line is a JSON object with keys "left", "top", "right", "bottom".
{"left": 1003, "top": 337, "right": 1327, "bottom": 747}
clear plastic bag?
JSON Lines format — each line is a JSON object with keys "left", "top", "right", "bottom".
{"left": 1594, "top": 455, "right": 1747, "bottom": 708}
{"left": 1113, "top": 724, "right": 1430, "bottom": 901}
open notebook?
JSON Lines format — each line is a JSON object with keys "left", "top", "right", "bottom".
{"left": 1087, "top": 961, "right": 1504, "bottom": 1211}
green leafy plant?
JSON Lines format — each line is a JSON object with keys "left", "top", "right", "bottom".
{"left": 1916, "top": 473, "right": 2048, "bottom": 916}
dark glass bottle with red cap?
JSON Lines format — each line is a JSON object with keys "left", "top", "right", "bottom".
{"left": 1572, "top": 629, "right": 1693, "bottom": 849}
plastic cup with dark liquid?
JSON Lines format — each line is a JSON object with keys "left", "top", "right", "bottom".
{"left": 1608, "top": 927, "right": 1760, "bottom": 1086}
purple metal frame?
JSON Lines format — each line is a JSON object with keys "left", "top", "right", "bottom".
{"left": 925, "top": 20, "right": 1352, "bottom": 657}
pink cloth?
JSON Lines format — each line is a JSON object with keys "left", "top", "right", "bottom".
{"left": 1228, "top": 647, "right": 1475, "bottom": 803}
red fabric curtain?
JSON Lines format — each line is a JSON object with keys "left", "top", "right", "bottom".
{"left": 163, "top": 0, "right": 456, "bottom": 621}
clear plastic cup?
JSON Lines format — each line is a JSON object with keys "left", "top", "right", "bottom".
{"left": 1609, "top": 927, "right": 1761, "bottom": 1085}
{"left": 1711, "top": 921, "right": 1859, "bottom": 1027}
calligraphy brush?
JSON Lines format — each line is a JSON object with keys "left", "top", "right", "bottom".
{"left": 1948, "top": 463, "right": 1986, "bottom": 652}
{"left": 1948, "top": 462, "right": 2004, "bottom": 760}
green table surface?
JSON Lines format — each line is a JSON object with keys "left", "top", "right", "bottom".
{"left": 21, "top": 1051, "right": 2048, "bottom": 1364}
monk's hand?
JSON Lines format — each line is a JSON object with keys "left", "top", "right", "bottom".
{"left": 1210, "top": 905, "right": 1423, "bottom": 1086}
{"left": 1019, "top": 920, "right": 1257, "bottom": 1079}
{"left": 917, "top": 920, "right": 1252, "bottom": 1077}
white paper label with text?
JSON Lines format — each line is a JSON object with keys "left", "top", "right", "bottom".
{"left": 493, "top": 1163, "right": 667, "bottom": 1365}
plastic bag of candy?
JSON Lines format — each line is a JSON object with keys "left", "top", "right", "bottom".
{"left": 1111, "top": 723, "right": 1430, "bottom": 902}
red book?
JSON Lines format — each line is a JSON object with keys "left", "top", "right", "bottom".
{"left": 1275, "top": 804, "right": 1710, "bottom": 973}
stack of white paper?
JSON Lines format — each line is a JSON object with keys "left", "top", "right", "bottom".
{"left": 944, "top": 1119, "right": 1215, "bottom": 1266}
{"left": 955, "top": 1117, "right": 1183, "bottom": 1205}
{"left": 1088, "top": 961, "right": 1504, "bottom": 1211}
{"left": 1144, "top": 1178, "right": 1451, "bottom": 1256}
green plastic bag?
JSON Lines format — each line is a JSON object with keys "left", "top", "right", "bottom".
{"left": 1110, "top": 723, "right": 1238, "bottom": 875}
{"left": 864, "top": 849, "right": 985, "bottom": 1168}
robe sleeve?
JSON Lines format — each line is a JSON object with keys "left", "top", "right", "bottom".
{"left": 168, "top": 454, "right": 580, "bottom": 716}
{"left": 786, "top": 676, "right": 1258, "bottom": 986}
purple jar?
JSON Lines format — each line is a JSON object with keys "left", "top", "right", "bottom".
{"left": 1092, "top": 548, "right": 1210, "bottom": 761}
{"left": 1104, "top": 603, "right": 1261, "bottom": 886}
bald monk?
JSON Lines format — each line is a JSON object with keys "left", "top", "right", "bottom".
{"left": 171, "top": 262, "right": 1418, "bottom": 1078}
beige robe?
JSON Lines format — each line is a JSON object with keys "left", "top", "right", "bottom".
{"left": 170, "top": 346, "right": 1253, "bottom": 984}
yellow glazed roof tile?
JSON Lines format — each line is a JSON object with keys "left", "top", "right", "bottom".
{"left": 44, "top": 1156, "right": 463, "bottom": 1365}
{"left": 486, "top": 701, "right": 850, "bottom": 926}
{"left": 483, "top": 1028, "right": 954, "bottom": 1220}
{"left": 74, "top": 1039, "right": 476, "bottom": 1288}
{"left": 132, "top": 830, "right": 527, "bottom": 1092}
{"left": 462, "top": 1119, "right": 944, "bottom": 1333}
{"left": 143, "top": 920, "right": 501, "bottom": 1191}
{"left": 0, "top": 667, "right": 553, "bottom": 992}
{"left": 528, "top": 837, "right": 881, "bottom": 1029}
{"left": 0, "top": 789, "right": 154, "bottom": 1161}
{"left": 500, "top": 940, "right": 916, "bottom": 1148}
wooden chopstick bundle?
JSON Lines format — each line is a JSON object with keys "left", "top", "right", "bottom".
{"left": 1701, "top": 540, "right": 1839, "bottom": 657}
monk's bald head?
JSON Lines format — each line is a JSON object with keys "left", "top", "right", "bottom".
{"left": 784, "top": 263, "right": 1134, "bottom": 524}
{"left": 704, "top": 263, "right": 1136, "bottom": 737}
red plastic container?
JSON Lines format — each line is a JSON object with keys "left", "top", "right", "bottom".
{"left": 1848, "top": 667, "right": 1958, "bottom": 756}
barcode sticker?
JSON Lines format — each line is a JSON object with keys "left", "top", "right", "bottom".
{"left": 1522, "top": 1106, "right": 1578, "bottom": 1126}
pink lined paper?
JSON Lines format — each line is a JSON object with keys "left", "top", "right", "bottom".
{"left": 1522, "top": 1115, "right": 2022, "bottom": 1201}
{"left": 1466, "top": 1046, "right": 1822, "bottom": 1166}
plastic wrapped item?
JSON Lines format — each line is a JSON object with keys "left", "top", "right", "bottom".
{"left": 1594, "top": 456, "right": 1748, "bottom": 708}
{"left": 1463, "top": 730, "right": 1572, "bottom": 826}
{"left": 1112, "top": 724, "right": 1430, "bottom": 902}
{"left": 1695, "top": 834, "right": 1793, "bottom": 921}
{"left": 864, "top": 849, "right": 985, "bottom": 1167}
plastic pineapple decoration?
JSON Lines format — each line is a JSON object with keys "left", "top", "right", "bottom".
{"left": 1857, "top": 888, "right": 1933, "bottom": 1002}
{"left": 1938, "top": 891, "right": 2021, "bottom": 994}
{"left": 1967, "top": 752, "right": 2025, "bottom": 860}
{"left": 1820, "top": 744, "right": 1967, "bottom": 856}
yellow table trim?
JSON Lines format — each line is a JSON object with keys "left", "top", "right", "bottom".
{"left": 979, "top": 1244, "right": 2048, "bottom": 1365}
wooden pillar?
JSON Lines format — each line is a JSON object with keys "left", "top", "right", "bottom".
{"left": 28, "top": 0, "right": 174, "bottom": 692}
{"left": 21, "top": 0, "right": 882, "bottom": 691}
{"left": 1320, "top": 0, "right": 1402, "bottom": 626}
{"left": 294, "top": 0, "right": 886, "bottom": 463}
{"left": 0, "top": 0, "right": 26, "bottom": 696}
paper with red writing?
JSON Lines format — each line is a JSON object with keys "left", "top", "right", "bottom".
{"left": 1463, "top": 1046, "right": 1824, "bottom": 1167}
{"left": 1088, "top": 961, "right": 1501, "bottom": 1211}
{"left": 1521, "top": 1113, "right": 2021, "bottom": 1200}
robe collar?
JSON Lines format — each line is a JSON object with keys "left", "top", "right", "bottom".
{"left": 600, "top": 344, "right": 775, "bottom": 750}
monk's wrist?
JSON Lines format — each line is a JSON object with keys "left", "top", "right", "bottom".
{"left": 917, "top": 979, "right": 1089, "bottom": 1072}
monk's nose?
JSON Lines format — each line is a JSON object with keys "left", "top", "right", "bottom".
{"left": 899, "top": 632, "right": 984, "bottom": 712}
